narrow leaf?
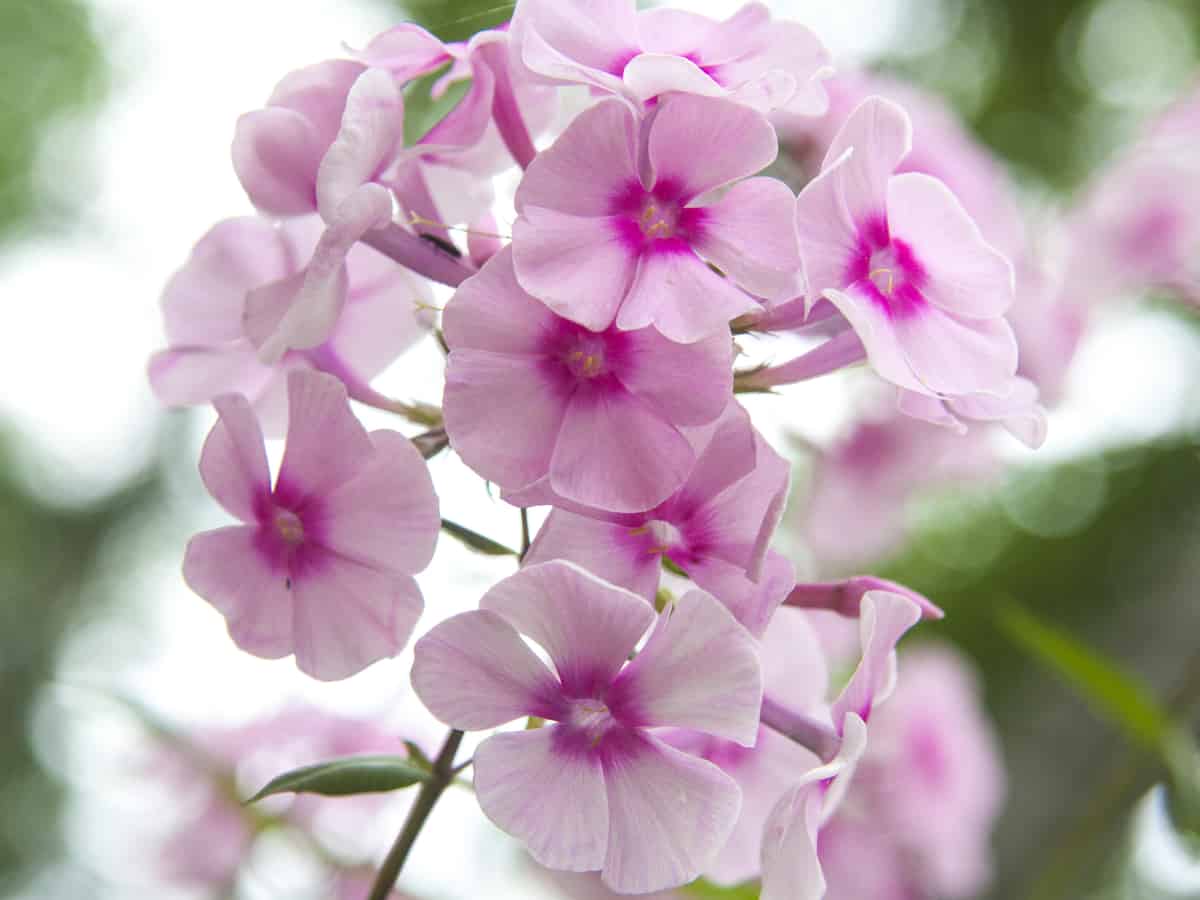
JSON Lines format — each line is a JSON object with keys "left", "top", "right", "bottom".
{"left": 440, "top": 518, "right": 518, "bottom": 556}
{"left": 246, "top": 755, "right": 430, "bottom": 804}
{"left": 998, "top": 604, "right": 1170, "bottom": 750}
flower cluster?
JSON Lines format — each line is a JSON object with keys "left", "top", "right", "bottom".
{"left": 143, "top": 1, "right": 1114, "bottom": 897}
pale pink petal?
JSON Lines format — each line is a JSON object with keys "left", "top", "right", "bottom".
{"left": 615, "top": 326, "right": 732, "bottom": 427}
{"left": 310, "top": 430, "right": 439, "bottom": 574}
{"left": 946, "top": 376, "right": 1049, "bottom": 448}
{"left": 617, "top": 247, "right": 758, "bottom": 342}
{"left": 474, "top": 727, "right": 609, "bottom": 871}
{"left": 831, "top": 592, "right": 923, "bottom": 727}
{"left": 511, "top": 209, "right": 639, "bottom": 332}
{"left": 515, "top": 100, "right": 639, "bottom": 217}
{"left": 896, "top": 388, "right": 967, "bottom": 434}
{"left": 611, "top": 590, "right": 762, "bottom": 744}
{"left": 443, "top": 349, "right": 572, "bottom": 490}
{"left": 821, "top": 96, "right": 912, "bottom": 227}
{"left": 316, "top": 68, "right": 405, "bottom": 220}
{"left": 198, "top": 393, "right": 270, "bottom": 523}
{"left": 523, "top": 510, "right": 662, "bottom": 604}
{"left": 760, "top": 608, "right": 829, "bottom": 722}
{"left": 893, "top": 305, "right": 1018, "bottom": 395}
{"left": 687, "top": 550, "right": 794, "bottom": 639}
{"left": 411, "top": 609, "right": 563, "bottom": 728}
{"left": 647, "top": 94, "right": 777, "bottom": 199}
{"left": 290, "top": 553, "right": 423, "bottom": 680}
{"left": 442, "top": 248, "right": 561, "bottom": 355}
{"left": 635, "top": 8, "right": 725, "bottom": 57}
{"left": 622, "top": 53, "right": 725, "bottom": 104}
{"left": 822, "top": 285, "right": 926, "bottom": 392}
{"left": 550, "top": 384, "right": 693, "bottom": 513}
{"left": 356, "top": 24, "right": 450, "bottom": 83}
{"left": 243, "top": 271, "right": 306, "bottom": 351}
{"left": 183, "top": 526, "right": 293, "bottom": 659}
{"left": 232, "top": 107, "right": 325, "bottom": 215}
{"left": 601, "top": 732, "right": 741, "bottom": 894}
{"left": 511, "top": 0, "right": 639, "bottom": 81}
{"left": 794, "top": 157, "right": 862, "bottom": 299}
{"left": 886, "top": 172, "right": 1014, "bottom": 318}
{"left": 513, "top": 21, "right": 631, "bottom": 97}
{"left": 692, "top": 177, "right": 802, "bottom": 302}
{"left": 275, "top": 370, "right": 375, "bottom": 505}
{"left": 669, "top": 402, "right": 758, "bottom": 514}
{"left": 148, "top": 346, "right": 275, "bottom": 410}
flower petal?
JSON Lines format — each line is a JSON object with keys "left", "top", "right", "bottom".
{"left": 831, "top": 591, "right": 923, "bottom": 727}
{"left": 794, "top": 156, "right": 862, "bottom": 299}
{"left": 687, "top": 550, "right": 795, "bottom": 639}
{"left": 892, "top": 304, "right": 1019, "bottom": 395}
{"left": 615, "top": 325, "right": 732, "bottom": 427}
{"left": 442, "top": 247, "right": 561, "bottom": 355}
{"left": 822, "top": 285, "right": 926, "bottom": 392}
{"left": 232, "top": 107, "right": 325, "bottom": 216}
{"left": 821, "top": 95, "right": 912, "bottom": 228}
{"left": 474, "top": 726, "right": 609, "bottom": 872}
{"left": 523, "top": 510, "right": 662, "bottom": 604}
{"left": 610, "top": 589, "right": 762, "bottom": 744}
{"left": 199, "top": 393, "right": 270, "bottom": 523}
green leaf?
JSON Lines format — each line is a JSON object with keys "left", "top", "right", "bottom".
{"left": 440, "top": 518, "right": 518, "bottom": 556}
{"left": 998, "top": 604, "right": 1170, "bottom": 750}
{"left": 246, "top": 755, "right": 430, "bottom": 804}
{"left": 682, "top": 878, "right": 760, "bottom": 899}
{"left": 403, "top": 741, "right": 433, "bottom": 771}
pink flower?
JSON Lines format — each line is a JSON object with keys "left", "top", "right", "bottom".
{"left": 183, "top": 370, "right": 439, "bottom": 680}
{"left": 795, "top": 96, "right": 1019, "bottom": 401}
{"left": 512, "top": 94, "right": 800, "bottom": 341}
{"left": 148, "top": 215, "right": 433, "bottom": 434}
{"left": 509, "top": 0, "right": 830, "bottom": 116}
{"left": 441, "top": 247, "right": 733, "bottom": 513}
{"left": 520, "top": 402, "right": 793, "bottom": 636}
{"left": 411, "top": 561, "right": 763, "bottom": 893}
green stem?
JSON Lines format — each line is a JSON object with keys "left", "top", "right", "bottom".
{"left": 367, "top": 729, "right": 464, "bottom": 900}
{"left": 519, "top": 507, "right": 531, "bottom": 560}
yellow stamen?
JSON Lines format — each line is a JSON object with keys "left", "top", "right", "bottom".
{"left": 869, "top": 267, "right": 895, "bottom": 295}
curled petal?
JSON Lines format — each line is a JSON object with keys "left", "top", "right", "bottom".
{"left": 831, "top": 592, "right": 923, "bottom": 728}
{"left": 199, "top": 393, "right": 270, "bottom": 523}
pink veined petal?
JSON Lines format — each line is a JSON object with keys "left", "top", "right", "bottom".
{"left": 692, "top": 176, "right": 802, "bottom": 302}
{"left": 622, "top": 53, "right": 726, "bottom": 105}
{"left": 821, "top": 95, "right": 912, "bottom": 228}
{"left": 760, "top": 608, "right": 829, "bottom": 721}
{"left": 550, "top": 383, "right": 694, "bottom": 513}
{"left": 822, "top": 285, "right": 927, "bottom": 393}
{"left": 481, "top": 560, "right": 654, "bottom": 696}
{"left": 794, "top": 155, "right": 863, "bottom": 301}
{"left": 411, "top": 609, "right": 563, "bottom": 729}
{"left": 257, "top": 184, "right": 394, "bottom": 364}
{"left": 951, "top": 377, "right": 1048, "bottom": 448}
{"left": 316, "top": 68, "right": 405, "bottom": 221}
{"left": 232, "top": 107, "right": 325, "bottom": 216}
{"left": 198, "top": 393, "right": 270, "bottom": 523}
{"left": 310, "top": 430, "right": 439, "bottom": 574}
{"left": 265, "top": 59, "right": 366, "bottom": 141}
{"left": 243, "top": 271, "right": 305, "bottom": 352}
{"left": 686, "top": 550, "right": 794, "bottom": 639}
{"left": 831, "top": 591, "right": 923, "bottom": 728}
{"left": 611, "top": 590, "right": 762, "bottom": 745}
{"left": 615, "top": 325, "right": 732, "bottom": 427}
{"left": 513, "top": 20, "right": 632, "bottom": 97}
{"left": 418, "top": 45, "right": 495, "bottom": 151}
{"left": 276, "top": 370, "right": 375, "bottom": 506}
{"left": 442, "top": 248, "right": 562, "bottom": 355}
{"left": 886, "top": 172, "right": 1015, "bottom": 319}
{"left": 148, "top": 345, "right": 275, "bottom": 411}
{"left": 511, "top": 0, "right": 639, "bottom": 79}
{"left": 523, "top": 510, "right": 662, "bottom": 605}
{"left": 896, "top": 388, "right": 967, "bottom": 434}
{"left": 515, "top": 100, "right": 639, "bottom": 217}
{"left": 617, "top": 246, "right": 758, "bottom": 342}
{"left": 290, "top": 552, "right": 423, "bottom": 680}
{"left": 669, "top": 401, "right": 759, "bottom": 515}
{"left": 600, "top": 732, "right": 742, "bottom": 894}
{"left": 355, "top": 24, "right": 450, "bottom": 82}
{"left": 892, "top": 304, "right": 1019, "bottom": 395}
{"left": 443, "top": 348, "right": 572, "bottom": 491}
{"left": 474, "top": 727, "right": 609, "bottom": 872}
{"left": 635, "top": 7, "right": 727, "bottom": 57}
{"left": 511, "top": 209, "right": 639, "bottom": 332}
{"left": 183, "top": 526, "right": 294, "bottom": 660}
{"left": 646, "top": 94, "right": 778, "bottom": 199}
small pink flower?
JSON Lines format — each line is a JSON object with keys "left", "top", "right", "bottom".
{"left": 442, "top": 248, "right": 733, "bottom": 513}
{"left": 183, "top": 370, "right": 439, "bottom": 679}
{"left": 148, "top": 215, "right": 432, "bottom": 433}
{"left": 520, "top": 402, "right": 794, "bottom": 636}
{"left": 411, "top": 561, "right": 763, "bottom": 894}
{"left": 795, "top": 96, "right": 1019, "bottom": 400}
{"left": 509, "top": 0, "right": 830, "bottom": 116}
{"left": 512, "top": 94, "right": 800, "bottom": 342}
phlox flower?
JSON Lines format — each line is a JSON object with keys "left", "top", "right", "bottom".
{"left": 509, "top": 0, "right": 830, "bottom": 116}
{"left": 183, "top": 370, "right": 439, "bottom": 680}
{"left": 520, "top": 403, "right": 793, "bottom": 636}
{"left": 148, "top": 215, "right": 432, "bottom": 434}
{"left": 795, "top": 96, "right": 1020, "bottom": 406}
{"left": 441, "top": 248, "right": 733, "bottom": 513}
{"left": 411, "top": 561, "right": 763, "bottom": 894}
{"left": 512, "top": 94, "right": 801, "bottom": 342}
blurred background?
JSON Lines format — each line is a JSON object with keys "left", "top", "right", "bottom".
{"left": 1, "top": 0, "right": 1198, "bottom": 898}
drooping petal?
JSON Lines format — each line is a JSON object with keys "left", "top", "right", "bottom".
{"left": 821, "top": 95, "right": 912, "bottom": 228}
{"left": 442, "top": 247, "right": 561, "bottom": 355}
{"left": 622, "top": 53, "right": 725, "bottom": 105}
{"left": 691, "top": 177, "right": 802, "bottom": 302}
{"left": 474, "top": 726, "right": 609, "bottom": 871}
{"left": 646, "top": 94, "right": 777, "bottom": 200}
{"left": 831, "top": 591, "right": 923, "bottom": 728}
{"left": 183, "top": 526, "right": 293, "bottom": 659}
{"left": 481, "top": 561, "right": 654, "bottom": 697}
{"left": 550, "top": 383, "right": 693, "bottom": 513}
{"left": 510, "top": 0, "right": 639, "bottom": 84}
{"left": 411, "top": 609, "right": 563, "bottom": 729}
{"left": 309, "top": 430, "right": 439, "bottom": 574}
{"left": 290, "top": 552, "right": 423, "bottom": 680}
{"left": 232, "top": 107, "right": 326, "bottom": 216}
{"left": 515, "top": 100, "right": 639, "bottom": 217}
{"left": 614, "top": 325, "right": 732, "bottom": 427}
{"left": 617, "top": 246, "right": 758, "bottom": 342}
{"left": 355, "top": 24, "right": 450, "bottom": 83}
{"left": 198, "top": 393, "right": 271, "bottom": 523}
{"left": 886, "top": 172, "right": 1014, "bottom": 319}
{"left": 610, "top": 590, "right": 762, "bottom": 745}
{"left": 511, "top": 208, "right": 639, "bottom": 332}
{"left": 600, "top": 731, "right": 742, "bottom": 894}
{"left": 686, "top": 550, "right": 795, "bottom": 639}
{"left": 892, "top": 305, "right": 1019, "bottom": 395}
{"left": 275, "top": 370, "right": 375, "bottom": 507}
{"left": 523, "top": 510, "right": 662, "bottom": 605}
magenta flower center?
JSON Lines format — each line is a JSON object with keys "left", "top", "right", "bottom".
{"left": 641, "top": 519, "right": 684, "bottom": 555}
{"left": 561, "top": 333, "right": 609, "bottom": 379}
{"left": 563, "top": 698, "right": 617, "bottom": 747}
{"left": 847, "top": 218, "right": 929, "bottom": 319}
{"left": 273, "top": 508, "right": 305, "bottom": 546}
{"left": 636, "top": 198, "right": 682, "bottom": 240}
